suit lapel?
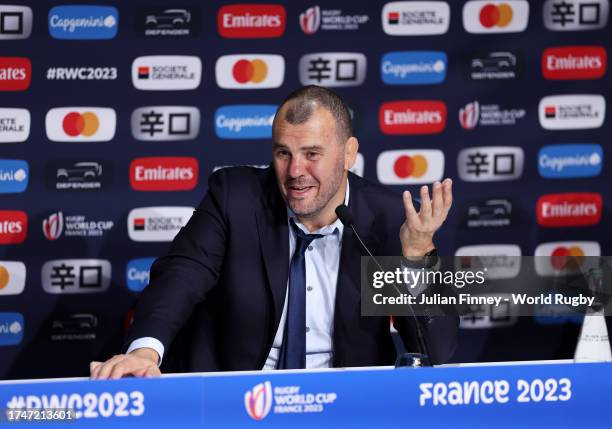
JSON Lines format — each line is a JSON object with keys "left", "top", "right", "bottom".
{"left": 255, "top": 169, "right": 290, "bottom": 329}
{"left": 334, "top": 174, "right": 379, "bottom": 365}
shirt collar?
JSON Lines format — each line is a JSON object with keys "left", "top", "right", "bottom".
{"left": 287, "top": 178, "right": 350, "bottom": 237}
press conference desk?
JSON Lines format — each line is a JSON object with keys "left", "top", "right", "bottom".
{"left": 0, "top": 360, "right": 608, "bottom": 428}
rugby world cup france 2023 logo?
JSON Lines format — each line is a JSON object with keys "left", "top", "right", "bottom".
{"left": 244, "top": 381, "right": 272, "bottom": 420}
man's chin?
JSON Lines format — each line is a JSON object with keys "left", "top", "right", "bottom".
{"left": 288, "top": 201, "right": 320, "bottom": 218}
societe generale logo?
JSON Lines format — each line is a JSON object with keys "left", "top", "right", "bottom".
{"left": 244, "top": 381, "right": 273, "bottom": 420}
{"left": 0, "top": 108, "right": 31, "bottom": 143}
{"left": 379, "top": 101, "right": 446, "bottom": 134}
{"left": 542, "top": 46, "right": 607, "bottom": 80}
{"left": 45, "top": 107, "right": 116, "bottom": 142}
{"left": 382, "top": 1, "right": 451, "bottom": 36}
{"left": 534, "top": 241, "right": 601, "bottom": 276}
{"left": 130, "top": 157, "right": 199, "bottom": 191}
{"left": 0, "top": 210, "right": 27, "bottom": 244}
{"left": 537, "top": 192, "right": 602, "bottom": 227}
{"left": 128, "top": 206, "right": 194, "bottom": 242}
{"left": 132, "top": 55, "right": 202, "bottom": 90}
{"left": 455, "top": 244, "right": 521, "bottom": 280}
{"left": 218, "top": 4, "right": 286, "bottom": 38}
{"left": 0, "top": 261, "right": 26, "bottom": 296}
{"left": 0, "top": 57, "right": 31, "bottom": 91}
{"left": 538, "top": 94, "right": 606, "bottom": 130}
{"left": 463, "top": 0, "right": 529, "bottom": 33}
{"left": 215, "top": 54, "right": 284, "bottom": 89}
{"left": 377, "top": 149, "right": 444, "bottom": 185}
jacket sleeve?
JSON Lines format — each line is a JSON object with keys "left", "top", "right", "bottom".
{"left": 385, "top": 194, "right": 459, "bottom": 364}
{"left": 124, "top": 169, "right": 230, "bottom": 353}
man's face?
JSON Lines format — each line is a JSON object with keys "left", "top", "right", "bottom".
{"left": 272, "top": 107, "right": 348, "bottom": 219}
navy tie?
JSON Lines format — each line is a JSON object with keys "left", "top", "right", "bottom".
{"left": 278, "top": 219, "right": 323, "bottom": 369}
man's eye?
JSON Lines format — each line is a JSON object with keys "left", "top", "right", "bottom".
{"left": 275, "top": 150, "right": 289, "bottom": 158}
{"left": 307, "top": 152, "right": 320, "bottom": 159}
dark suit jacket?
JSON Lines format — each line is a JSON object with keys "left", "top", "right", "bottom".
{"left": 125, "top": 166, "right": 458, "bottom": 372}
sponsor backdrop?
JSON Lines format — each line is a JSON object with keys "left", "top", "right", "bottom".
{"left": 0, "top": 0, "right": 609, "bottom": 378}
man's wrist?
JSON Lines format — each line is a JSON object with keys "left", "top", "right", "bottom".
{"left": 129, "top": 347, "right": 159, "bottom": 365}
{"left": 402, "top": 243, "right": 436, "bottom": 259}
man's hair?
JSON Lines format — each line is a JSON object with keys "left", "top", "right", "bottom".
{"left": 274, "top": 85, "right": 353, "bottom": 143}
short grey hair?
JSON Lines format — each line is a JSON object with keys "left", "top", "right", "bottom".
{"left": 273, "top": 85, "right": 353, "bottom": 143}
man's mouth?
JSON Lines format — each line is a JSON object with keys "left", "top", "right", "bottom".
{"left": 287, "top": 185, "right": 315, "bottom": 198}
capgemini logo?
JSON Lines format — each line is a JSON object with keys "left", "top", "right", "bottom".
{"left": 244, "top": 381, "right": 272, "bottom": 420}
{"left": 42, "top": 212, "right": 64, "bottom": 241}
{"left": 9, "top": 321, "right": 22, "bottom": 334}
{"left": 104, "top": 15, "right": 117, "bottom": 28}
{"left": 300, "top": 6, "right": 321, "bottom": 34}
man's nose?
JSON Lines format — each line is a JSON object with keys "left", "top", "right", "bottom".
{"left": 288, "top": 155, "right": 304, "bottom": 178}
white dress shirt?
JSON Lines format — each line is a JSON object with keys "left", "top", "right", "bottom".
{"left": 128, "top": 181, "right": 350, "bottom": 370}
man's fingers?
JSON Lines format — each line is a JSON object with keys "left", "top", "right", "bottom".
{"left": 442, "top": 178, "right": 453, "bottom": 214}
{"left": 90, "top": 356, "right": 117, "bottom": 379}
{"left": 95, "top": 355, "right": 126, "bottom": 380}
{"left": 403, "top": 191, "right": 420, "bottom": 225}
{"left": 91, "top": 354, "right": 161, "bottom": 380}
{"left": 132, "top": 365, "right": 162, "bottom": 378}
{"left": 431, "top": 181, "right": 444, "bottom": 219}
{"left": 89, "top": 361, "right": 102, "bottom": 373}
{"left": 419, "top": 185, "right": 432, "bottom": 219}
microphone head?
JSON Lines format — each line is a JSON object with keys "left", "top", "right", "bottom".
{"left": 335, "top": 204, "right": 354, "bottom": 226}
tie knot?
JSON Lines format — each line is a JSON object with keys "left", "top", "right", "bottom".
{"left": 290, "top": 218, "right": 324, "bottom": 247}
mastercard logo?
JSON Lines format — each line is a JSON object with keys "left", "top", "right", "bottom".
{"left": 232, "top": 59, "right": 268, "bottom": 84}
{"left": 377, "top": 149, "right": 444, "bottom": 185}
{"left": 479, "top": 3, "right": 514, "bottom": 28}
{"left": 393, "top": 155, "right": 428, "bottom": 178}
{"left": 216, "top": 54, "right": 285, "bottom": 89}
{"left": 62, "top": 112, "right": 99, "bottom": 137}
{"left": 0, "top": 265, "right": 9, "bottom": 289}
{"left": 550, "top": 246, "right": 584, "bottom": 271}
{"left": 534, "top": 241, "right": 601, "bottom": 277}
{"left": 463, "top": 1, "right": 529, "bottom": 34}
{"left": 45, "top": 107, "right": 116, "bottom": 142}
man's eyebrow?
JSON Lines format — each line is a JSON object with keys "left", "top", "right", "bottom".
{"left": 300, "top": 145, "right": 325, "bottom": 151}
{"left": 272, "top": 142, "right": 288, "bottom": 150}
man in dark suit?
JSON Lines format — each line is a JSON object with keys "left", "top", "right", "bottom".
{"left": 91, "top": 86, "right": 457, "bottom": 378}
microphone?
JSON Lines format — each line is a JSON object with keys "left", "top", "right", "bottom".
{"left": 335, "top": 204, "right": 431, "bottom": 364}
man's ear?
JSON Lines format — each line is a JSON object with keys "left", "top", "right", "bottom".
{"left": 344, "top": 137, "right": 359, "bottom": 170}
